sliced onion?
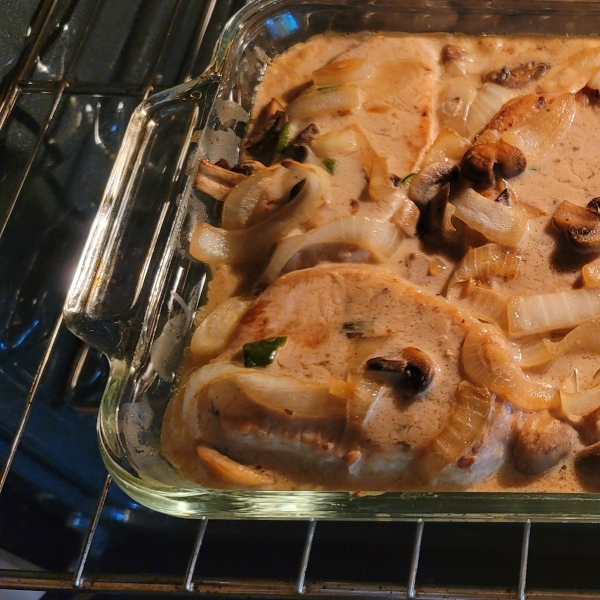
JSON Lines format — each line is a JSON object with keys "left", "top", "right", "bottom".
{"left": 588, "top": 68, "right": 600, "bottom": 91}
{"left": 442, "top": 200, "right": 457, "bottom": 240}
{"left": 196, "top": 445, "right": 274, "bottom": 487}
{"left": 185, "top": 362, "right": 346, "bottom": 423}
{"left": 541, "top": 46, "right": 600, "bottom": 93}
{"left": 452, "top": 188, "right": 528, "bottom": 247}
{"left": 420, "top": 128, "right": 472, "bottom": 167}
{"left": 190, "top": 296, "right": 252, "bottom": 359}
{"left": 438, "top": 81, "right": 477, "bottom": 137}
{"left": 502, "top": 93, "right": 576, "bottom": 162}
{"left": 311, "top": 128, "right": 358, "bottom": 158}
{"left": 259, "top": 216, "right": 402, "bottom": 286}
{"left": 462, "top": 322, "right": 559, "bottom": 410}
{"left": 391, "top": 197, "right": 420, "bottom": 238}
{"left": 465, "top": 84, "right": 519, "bottom": 138}
{"left": 458, "top": 282, "right": 510, "bottom": 331}
{"left": 221, "top": 165, "right": 302, "bottom": 230}
{"left": 560, "top": 369, "right": 600, "bottom": 416}
{"left": 330, "top": 373, "right": 384, "bottom": 428}
{"left": 345, "top": 374, "right": 384, "bottom": 427}
{"left": 416, "top": 381, "right": 494, "bottom": 483}
{"left": 190, "top": 161, "right": 330, "bottom": 266}
{"left": 446, "top": 242, "right": 521, "bottom": 298}
{"left": 583, "top": 257, "right": 600, "bottom": 287}
{"left": 287, "top": 85, "right": 360, "bottom": 121}
{"left": 508, "top": 287, "right": 600, "bottom": 337}
{"left": 517, "top": 336, "right": 558, "bottom": 367}
{"left": 516, "top": 318, "right": 600, "bottom": 367}
{"left": 234, "top": 371, "right": 347, "bottom": 419}
{"left": 346, "top": 124, "right": 395, "bottom": 202}
{"left": 183, "top": 363, "right": 247, "bottom": 422}
{"left": 313, "top": 58, "right": 373, "bottom": 87}
{"left": 369, "top": 155, "right": 395, "bottom": 202}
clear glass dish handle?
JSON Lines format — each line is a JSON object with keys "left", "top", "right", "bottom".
{"left": 64, "top": 73, "right": 219, "bottom": 361}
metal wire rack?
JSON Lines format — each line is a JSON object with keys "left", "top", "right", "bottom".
{"left": 2, "top": 1, "right": 600, "bottom": 598}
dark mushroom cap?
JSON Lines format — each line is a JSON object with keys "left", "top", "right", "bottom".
{"left": 366, "top": 347, "right": 435, "bottom": 397}
{"left": 484, "top": 62, "right": 549, "bottom": 89}
{"left": 460, "top": 141, "right": 526, "bottom": 186}
{"left": 552, "top": 199, "right": 600, "bottom": 252}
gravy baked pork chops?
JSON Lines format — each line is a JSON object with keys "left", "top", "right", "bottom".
{"left": 163, "top": 32, "right": 600, "bottom": 492}
{"left": 162, "top": 264, "right": 515, "bottom": 490}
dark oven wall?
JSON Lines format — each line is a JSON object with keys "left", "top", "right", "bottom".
{"left": 2, "top": 1, "right": 600, "bottom": 599}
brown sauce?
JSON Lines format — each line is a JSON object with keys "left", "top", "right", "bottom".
{"left": 162, "top": 32, "right": 600, "bottom": 493}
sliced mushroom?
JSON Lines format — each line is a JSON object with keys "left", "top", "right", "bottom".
{"left": 283, "top": 124, "right": 319, "bottom": 162}
{"left": 552, "top": 198, "right": 600, "bottom": 251}
{"left": 408, "top": 162, "right": 459, "bottom": 209}
{"left": 231, "top": 160, "right": 266, "bottom": 176}
{"left": 194, "top": 159, "right": 246, "bottom": 201}
{"left": 460, "top": 141, "right": 526, "bottom": 185}
{"left": 484, "top": 62, "right": 549, "bottom": 89}
{"left": 366, "top": 347, "right": 436, "bottom": 397}
{"left": 513, "top": 412, "right": 574, "bottom": 475}
{"left": 574, "top": 441, "right": 600, "bottom": 488}
{"left": 441, "top": 44, "right": 468, "bottom": 64}
{"left": 196, "top": 445, "right": 274, "bottom": 487}
{"left": 244, "top": 98, "right": 288, "bottom": 164}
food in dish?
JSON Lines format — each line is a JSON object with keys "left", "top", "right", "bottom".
{"left": 162, "top": 32, "right": 600, "bottom": 492}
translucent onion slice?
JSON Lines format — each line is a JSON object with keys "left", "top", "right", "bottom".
{"left": 502, "top": 93, "right": 576, "bottom": 162}
{"left": 416, "top": 381, "right": 494, "bottom": 483}
{"left": 190, "top": 161, "right": 330, "bottom": 266}
{"left": 588, "top": 68, "right": 600, "bottom": 91}
{"left": 438, "top": 81, "right": 477, "bottom": 137}
{"left": 442, "top": 201, "right": 458, "bottom": 240}
{"left": 311, "top": 129, "right": 358, "bottom": 158}
{"left": 517, "top": 336, "right": 558, "bottom": 367}
{"left": 452, "top": 188, "right": 528, "bottom": 247}
{"left": 508, "top": 288, "right": 600, "bottom": 337}
{"left": 420, "top": 128, "right": 472, "bottom": 167}
{"left": 541, "top": 46, "right": 600, "bottom": 93}
{"left": 222, "top": 165, "right": 302, "bottom": 230}
{"left": 369, "top": 156, "right": 395, "bottom": 202}
{"left": 516, "top": 319, "right": 600, "bottom": 367}
{"left": 458, "top": 282, "right": 510, "bottom": 331}
{"left": 190, "top": 296, "right": 252, "bottom": 359}
{"left": 234, "top": 371, "right": 347, "bottom": 419}
{"left": 313, "top": 58, "right": 374, "bottom": 87}
{"left": 465, "top": 84, "right": 519, "bottom": 138}
{"left": 330, "top": 374, "right": 384, "bottom": 428}
{"left": 196, "top": 445, "right": 274, "bottom": 487}
{"left": 259, "top": 216, "right": 402, "bottom": 286}
{"left": 582, "top": 257, "right": 600, "bottom": 287}
{"left": 183, "top": 363, "right": 247, "bottom": 422}
{"left": 347, "top": 124, "right": 395, "bottom": 202}
{"left": 287, "top": 85, "right": 360, "bottom": 121}
{"left": 560, "top": 370, "right": 600, "bottom": 416}
{"left": 446, "top": 242, "right": 521, "bottom": 298}
{"left": 345, "top": 374, "right": 384, "bottom": 427}
{"left": 462, "top": 322, "right": 559, "bottom": 410}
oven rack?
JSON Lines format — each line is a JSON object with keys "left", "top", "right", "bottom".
{"left": 1, "top": 1, "right": 600, "bottom": 598}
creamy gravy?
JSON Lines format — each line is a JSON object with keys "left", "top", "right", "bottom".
{"left": 162, "top": 32, "right": 600, "bottom": 493}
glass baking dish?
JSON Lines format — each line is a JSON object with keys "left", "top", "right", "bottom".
{"left": 64, "top": 0, "right": 600, "bottom": 520}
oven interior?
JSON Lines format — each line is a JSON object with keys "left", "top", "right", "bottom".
{"left": 2, "top": 0, "right": 600, "bottom": 598}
